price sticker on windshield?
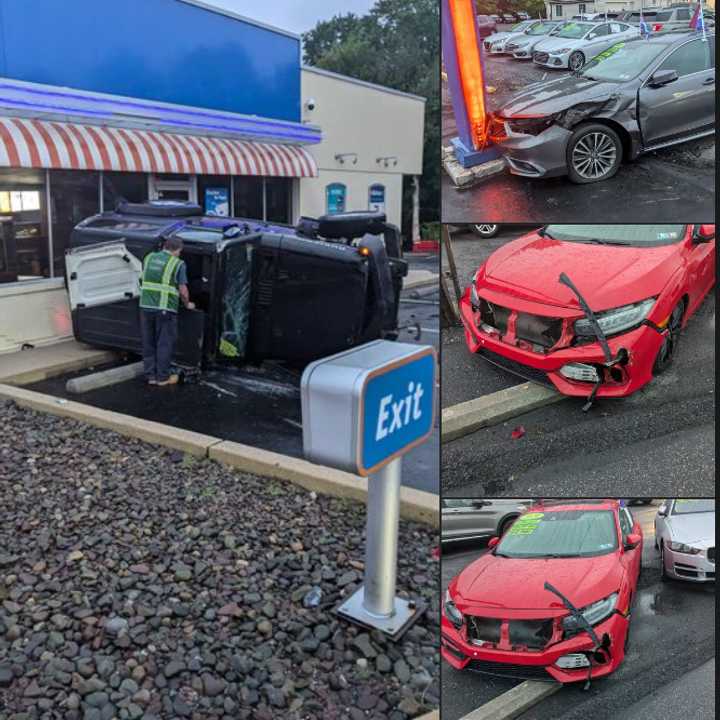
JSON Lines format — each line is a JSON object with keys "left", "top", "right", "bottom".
{"left": 595, "top": 42, "right": 625, "bottom": 63}
{"left": 508, "top": 512, "right": 544, "bottom": 535}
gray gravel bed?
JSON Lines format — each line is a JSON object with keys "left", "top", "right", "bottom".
{"left": 0, "top": 400, "right": 439, "bottom": 719}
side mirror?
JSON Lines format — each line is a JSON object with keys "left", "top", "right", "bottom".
{"left": 694, "top": 224, "right": 715, "bottom": 242}
{"left": 657, "top": 505, "right": 667, "bottom": 517}
{"left": 648, "top": 69, "right": 678, "bottom": 88}
{"left": 587, "top": 32, "right": 597, "bottom": 39}
{"left": 488, "top": 537, "right": 500, "bottom": 549}
{"left": 624, "top": 533, "right": 642, "bottom": 550}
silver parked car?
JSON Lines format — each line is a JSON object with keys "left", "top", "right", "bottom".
{"left": 484, "top": 20, "right": 542, "bottom": 54}
{"left": 507, "top": 20, "right": 566, "bottom": 60}
{"left": 532, "top": 20, "right": 639, "bottom": 71}
{"left": 441, "top": 498, "right": 533, "bottom": 543}
{"left": 654, "top": 498, "right": 715, "bottom": 582}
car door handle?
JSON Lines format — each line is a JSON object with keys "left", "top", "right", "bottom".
{"left": 702, "top": 77, "right": 714, "bottom": 85}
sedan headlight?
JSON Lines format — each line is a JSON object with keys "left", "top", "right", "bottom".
{"left": 562, "top": 592, "right": 618, "bottom": 634}
{"left": 551, "top": 47, "right": 573, "bottom": 54}
{"left": 444, "top": 589, "right": 464, "bottom": 628}
{"left": 666, "top": 542, "right": 702, "bottom": 555}
{"left": 574, "top": 298, "right": 656, "bottom": 338}
{"left": 506, "top": 115, "right": 558, "bottom": 136}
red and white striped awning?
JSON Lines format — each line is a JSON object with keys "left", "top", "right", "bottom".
{"left": 0, "top": 116, "right": 318, "bottom": 177}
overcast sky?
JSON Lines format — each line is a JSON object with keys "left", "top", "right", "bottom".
{"left": 204, "top": 0, "right": 376, "bottom": 35}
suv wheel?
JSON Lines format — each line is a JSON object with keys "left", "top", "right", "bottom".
{"left": 567, "top": 123, "right": 622, "bottom": 183}
{"left": 471, "top": 224, "right": 500, "bottom": 238}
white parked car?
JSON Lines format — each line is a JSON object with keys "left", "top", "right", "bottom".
{"left": 532, "top": 20, "right": 639, "bottom": 71}
{"left": 655, "top": 499, "right": 715, "bottom": 582}
{"left": 506, "top": 20, "right": 566, "bottom": 60}
{"left": 483, "top": 20, "right": 542, "bottom": 54}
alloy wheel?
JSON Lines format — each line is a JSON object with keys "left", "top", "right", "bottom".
{"left": 654, "top": 303, "right": 683, "bottom": 372}
{"left": 472, "top": 224, "right": 499, "bottom": 238}
{"left": 568, "top": 51, "right": 584, "bottom": 71}
{"left": 571, "top": 132, "right": 618, "bottom": 180}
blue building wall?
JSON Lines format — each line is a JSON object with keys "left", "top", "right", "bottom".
{"left": 0, "top": 0, "right": 301, "bottom": 122}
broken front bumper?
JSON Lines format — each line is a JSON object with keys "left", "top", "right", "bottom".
{"left": 664, "top": 546, "right": 715, "bottom": 582}
{"left": 441, "top": 610, "right": 629, "bottom": 683}
{"left": 459, "top": 288, "right": 666, "bottom": 398}
{"left": 497, "top": 124, "right": 572, "bottom": 178}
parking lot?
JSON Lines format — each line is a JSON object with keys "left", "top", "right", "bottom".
{"left": 441, "top": 227, "right": 715, "bottom": 495}
{"left": 441, "top": 38, "right": 716, "bottom": 224}
{"left": 28, "top": 253, "right": 440, "bottom": 494}
{"left": 441, "top": 501, "right": 716, "bottom": 720}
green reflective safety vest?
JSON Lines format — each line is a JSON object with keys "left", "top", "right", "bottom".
{"left": 139, "top": 250, "right": 183, "bottom": 313}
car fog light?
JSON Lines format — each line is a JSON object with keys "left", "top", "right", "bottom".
{"left": 559, "top": 363, "right": 599, "bottom": 382}
{"left": 556, "top": 653, "right": 590, "bottom": 669}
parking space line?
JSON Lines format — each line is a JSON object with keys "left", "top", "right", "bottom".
{"left": 459, "top": 680, "right": 561, "bottom": 720}
{"left": 442, "top": 382, "right": 564, "bottom": 443}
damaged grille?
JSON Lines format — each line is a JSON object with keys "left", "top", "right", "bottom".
{"left": 467, "top": 660, "right": 552, "bottom": 681}
{"left": 479, "top": 299, "right": 561, "bottom": 350}
{"left": 466, "top": 616, "right": 501, "bottom": 645}
{"left": 508, "top": 619, "right": 554, "bottom": 650}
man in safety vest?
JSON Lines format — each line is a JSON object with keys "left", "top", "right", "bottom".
{"left": 139, "top": 236, "right": 195, "bottom": 386}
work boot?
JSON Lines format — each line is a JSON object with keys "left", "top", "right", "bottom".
{"left": 157, "top": 374, "right": 179, "bottom": 386}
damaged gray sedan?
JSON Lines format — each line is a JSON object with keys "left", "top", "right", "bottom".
{"left": 495, "top": 31, "right": 715, "bottom": 183}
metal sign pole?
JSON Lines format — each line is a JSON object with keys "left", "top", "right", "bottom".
{"left": 363, "top": 457, "right": 402, "bottom": 618}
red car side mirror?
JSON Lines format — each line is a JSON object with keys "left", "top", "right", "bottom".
{"left": 625, "top": 533, "right": 641, "bottom": 549}
{"left": 488, "top": 537, "right": 500, "bottom": 549}
{"left": 695, "top": 224, "right": 715, "bottom": 242}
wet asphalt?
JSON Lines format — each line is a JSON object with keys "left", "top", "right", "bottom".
{"left": 441, "top": 43, "right": 716, "bottom": 224}
{"left": 27, "top": 254, "right": 440, "bottom": 494}
{"left": 440, "top": 501, "right": 716, "bottom": 720}
{"left": 441, "top": 228, "right": 715, "bottom": 496}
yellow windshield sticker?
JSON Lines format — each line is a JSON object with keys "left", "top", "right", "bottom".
{"left": 596, "top": 42, "right": 625, "bottom": 62}
{"left": 508, "top": 512, "right": 545, "bottom": 535}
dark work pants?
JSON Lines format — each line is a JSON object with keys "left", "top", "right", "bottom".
{"left": 140, "top": 310, "right": 178, "bottom": 381}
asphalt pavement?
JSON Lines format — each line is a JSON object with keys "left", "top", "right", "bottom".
{"left": 441, "top": 228, "right": 715, "bottom": 496}
{"left": 442, "top": 47, "right": 716, "bottom": 224}
{"left": 27, "top": 253, "right": 441, "bottom": 493}
{"left": 441, "top": 502, "right": 716, "bottom": 720}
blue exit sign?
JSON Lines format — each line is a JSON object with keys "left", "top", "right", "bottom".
{"left": 360, "top": 350, "right": 435, "bottom": 474}
{"left": 301, "top": 341, "right": 437, "bottom": 477}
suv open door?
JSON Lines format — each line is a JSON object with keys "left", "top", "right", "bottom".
{"left": 65, "top": 242, "right": 206, "bottom": 368}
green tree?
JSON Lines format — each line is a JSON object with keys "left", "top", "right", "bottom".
{"left": 303, "top": 0, "right": 439, "bottom": 224}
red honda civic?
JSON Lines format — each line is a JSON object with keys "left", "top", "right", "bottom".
{"left": 442, "top": 500, "right": 643, "bottom": 685}
{"left": 459, "top": 224, "right": 715, "bottom": 408}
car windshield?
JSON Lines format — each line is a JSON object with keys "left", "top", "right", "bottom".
{"left": 511, "top": 21, "right": 532, "bottom": 31}
{"left": 555, "top": 22, "right": 593, "bottom": 38}
{"left": 655, "top": 10, "right": 673, "bottom": 21}
{"left": 543, "top": 224, "right": 686, "bottom": 246}
{"left": 495, "top": 509, "right": 618, "bottom": 558}
{"left": 671, "top": 499, "right": 715, "bottom": 515}
{"left": 580, "top": 41, "right": 668, "bottom": 82}
{"left": 528, "top": 23, "right": 555, "bottom": 35}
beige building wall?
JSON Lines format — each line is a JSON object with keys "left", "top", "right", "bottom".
{"left": 299, "top": 66, "right": 425, "bottom": 230}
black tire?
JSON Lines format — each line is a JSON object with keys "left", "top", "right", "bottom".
{"left": 471, "top": 224, "right": 500, "bottom": 238}
{"left": 653, "top": 301, "right": 684, "bottom": 374}
{"left": 568, "top": 51, "right": 585, "bottom": 71}
{"left": 566, "top": 123, "right": 623, "bottom": 184}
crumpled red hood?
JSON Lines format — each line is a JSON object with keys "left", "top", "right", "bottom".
{"left": 483, "top": 232, "right": 682, "bottom": 312}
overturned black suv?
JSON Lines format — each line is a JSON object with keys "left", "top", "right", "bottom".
{"left": 65, "top": 201, "right": 408, "bottom": 370}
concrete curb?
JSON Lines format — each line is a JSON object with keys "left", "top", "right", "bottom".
{"left": 404, "top": 271, "right": 439, "bottom": 291}
{"left": 210, "top": 441, "right": 439, "bottom": 527}
{"left": 442, "top": 382, "right": 564, "bottom": 443}
{"left": 416, "top": 711, "right": 439, "bottom": 720}
{"left": 0, "top": 384, "right": 439, "bottom": 527}
{"left": 0, "top": 384, "right": 218, "bottom": 456}
{"left": 459, "top": 680, "right": 561, "bottom": 720}
{"left": 0, "top": 346, "right": 117, "bottom": 386}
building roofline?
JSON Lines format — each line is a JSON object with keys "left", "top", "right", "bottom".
{"left": 302, "top": 66, "right": 427, "bottom": 103}
{"left": 178, "top": 0, "right": 301, "bottom": 41}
